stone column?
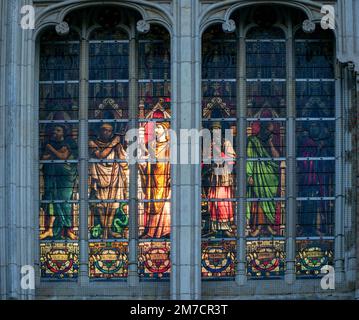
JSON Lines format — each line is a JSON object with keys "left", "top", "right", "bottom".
{"left": 170, "top": 0, "right": 201, "bottom": 300}
{"left": 334, "top": 62, "right": 345, "bottom": 285}
{"left": 0, "top": 0, "right": 8, "bottom": 300}
{"left": 285, "top": 18, "right": 296, "bottom": 285}
{"left": 355, "top": 72, "right": 359, "bottom": 299}
{"left": 236, "top": 25, "right": 247, "bottom": 286}
{"left": 128, "top": 21, "right": 139, "bottom": 288}
{"left": 78, "top": 20, "right": 89, "bottom": 286}
{"left": 3, "top": 0, "right": 36, "bottom": 299}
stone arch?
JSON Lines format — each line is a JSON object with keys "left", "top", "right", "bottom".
{"left": 34, "top": 0, "right": 173, "bottom": 40}
{"left": 199, "top": 0, "right": 326, "bottom": 36}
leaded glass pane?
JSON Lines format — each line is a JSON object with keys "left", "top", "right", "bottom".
{"left": 39, "top": 83, "right": 79, "bottom": 120}
{"left": 201, "top": 25, "right": 238, "bottom": 280}
{"left": 138, "top": 26, "right": 171, "bottom": 280}
{"left": 245, "top": 27, "right": 287, "bottom": 278}
{"left": 40, "top": 243, "right": 79, "bottom": 280}
{"left": 138, "top": 242, "right": 171, "bottom": 279}
{"left": 296, "top": 82, "right": 335, "bottom": 118}
{"left": 89, "top": 242, "right": 128, "bottom": 279}
{"left": 201, "top": 240, "right": 236, "bottom": 279}
{"left": 39, "top": 31, "right": 80, "bottom": 279}
{"left": 247, "top": 240, "right": 286, "bottom": 278}
{"left": 40, "top": 41, "right": 80, "bottom": 81}
{"left": 296, "top": 240, "right": 334, "bottom": 277}
{"left": 295, "top": 29, "right": 335, "bottom": 277}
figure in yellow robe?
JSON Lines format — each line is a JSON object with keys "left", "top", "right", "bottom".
{"left": 139, "top": 106, "right": 171, "bottom": 239}
{"left": 89, "top": 123, "right": 128, "bottom": 239}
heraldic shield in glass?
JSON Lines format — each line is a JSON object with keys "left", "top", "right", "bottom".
{"left": 39, "top": 30, "right": 80, "bottom": 279}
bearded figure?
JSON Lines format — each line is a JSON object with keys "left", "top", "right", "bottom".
{"left": 89, "top": 123, "right": 128, "bottom": 239}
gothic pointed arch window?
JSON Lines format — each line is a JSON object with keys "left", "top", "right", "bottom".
{"left": 38, "top": 7, "right": 171, "bottom": 281}
{"left": 201, "top": 5, "right": 336, "bottom": 280}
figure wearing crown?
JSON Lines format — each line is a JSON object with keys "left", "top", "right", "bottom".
{"left": 139, "top": 100, "right": 171, "bottom": 239}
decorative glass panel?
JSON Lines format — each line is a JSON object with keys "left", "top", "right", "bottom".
{"left": 89, "top": 242, "right": 128, "bottom": 279}
{"left": 40, "top": 242, "right": 79, "bottom": 279}
{"left": 138, "top": 242, "right": 171, "bottom": 279}
{"left": 201, "top": 240, "right": 236, "bottom": 279}
{"left": 247, "top": 240, "right": 285, "bottom": 278}
{"left": 296, "top": 240, "right": 334, "bottom": 277}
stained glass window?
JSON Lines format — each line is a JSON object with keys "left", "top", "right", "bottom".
{"left": 295, "top": 29, "right": 335, "bottom": 277}
{"left": 39, "top": 30, "right": 80, "bottom": 280}
{"left": 138, "top": 26, "right": 171, "bottom": 280}
{"left": 200, "top": 14, "right": 337, "bottom": 280}
{"left": 39, "top": 15, "right": 171, "bottom": 282}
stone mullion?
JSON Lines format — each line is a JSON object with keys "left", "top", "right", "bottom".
{"left": 78, "top": 24, "right": 89, "bottom": 285}
{"left": 356, "top": 73, "right": 359, "bottom": 299}
{"left": 236, "top": 26, "right": 247, "bottom": 286}
{"left": 171, "top": 0, "right": 201, "bottom": 300}
{"left": 4, "top": 0, "right": 22, "bottom": 299}
{"left": 335, "top": 63, "right": 345, "bottom": 284}
{"left": 128, "top": 22, "right": 139, "bottom": 287}
{"left": 0, "top": 0, "right": 8, "bottom": 299}
{"left": 285, "top": 21, "right": 296, "bottom": 284}
{"left": 21, "top": 0, "right": 36, "bottom": 299}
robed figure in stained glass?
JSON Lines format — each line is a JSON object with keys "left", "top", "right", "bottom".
{"left": 297, "top": 99, "right": 333, "bottom": 236}
{"left": 89, "top": 123, "right": 128, "bottom": 239}
{"left": 40, "top": 124, "right": 78, "bottom": 240}
{"left": 247, "top": 107, "right": 282, "bottom": 237}
{"left": 139, "top": 102, "right": 171, "bottom": 239}
{"left": 207, "top": 122, "right": 236, "bottom": 237}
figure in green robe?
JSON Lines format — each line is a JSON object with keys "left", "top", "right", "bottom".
{"left": 40, "top": 125, "right": 78, "bottom": 240}
{"left": 246, "top": 121, "right": 280, "bottom": 237}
